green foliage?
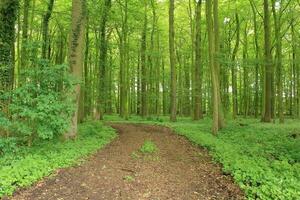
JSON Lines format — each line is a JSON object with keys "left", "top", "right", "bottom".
{"left": 123, "top": 175, "right": 135, "bottom": 182}
{"left": 105, "top": 116, "right": 300, "bottom": 200}
{"left": 139, "top": 140, "right": 158, "bottom": 154}
{"left": 0, "top": 60, "right": 75, "bottom": 142}
{"left": 0, "top": 137, "right": 17, "bottom": 155}
{"left": 0, "top": 121, "right": 116, "bottom": 198}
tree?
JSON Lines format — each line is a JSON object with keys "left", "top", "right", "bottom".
{"left": 262, "top": 0, "right": 272, "bottom": 122}
{"left": 0, "top": 0, "right": 18, "bottom": 113}
{"left": 98, "top": 0, "right": 112, "bottom": 120}
{"left": 169, "top": 0, "right": 177, "bottom": 122}
{"left": 141, "top": 0, "right": 148, "bottom": 118}
{"left": 65, "top": 0, "right": 86, "bottom": 139}
{"left": 194, "top": 0, "right": 203, "bottom": 120}
{"left": 41, "top": 0, "right": 55, "bottom": 59}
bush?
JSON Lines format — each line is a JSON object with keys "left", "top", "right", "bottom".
{"left": 0, "top": 59, "right": 75, "bottom": 144}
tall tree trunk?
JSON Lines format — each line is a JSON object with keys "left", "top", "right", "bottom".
{"left": 41, "top": 0, "right": 54, "bottom": 59}
{"left": 271, "top": 0, "right": 284, "bottom": 123}
{"left": 98, "top": 0, "right": 111, "bottom": 120}
{"left": 213, "top": 0, "right": 225, "bottom": 128}
{"left": 262, "top": 0, "right": 272, "bottom": 122}
{"left": 250, "top": 0, "right": 260, "bottom": 118}
{"left": 141, "top": 0, "right": 148, "bottom": 118}
{"left": 207, "top": 0, "right": 218, "bottom": 134}
{"left": 231, "top": 12, "right": 240, "bottom": 119}
{"left": 21, "top": 0, "right": 30, "bottom": 72}
{"left": 194, "top": 0, "right": 203, "bottom": 120}
{"left": 0, "top": 0, "right": 18, "bottom": 113}
{"left": 169, "top": 0, "right": 177, "bottom": 122}
{"left": 65, "top": 0, "right": 86, "bottom": 139}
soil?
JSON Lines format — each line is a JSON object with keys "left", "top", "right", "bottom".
{"left": 8, "top": 123, "right": 244, "bottom": 200}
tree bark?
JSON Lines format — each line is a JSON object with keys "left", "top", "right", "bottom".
{"left": 65, "top": 0, "right": 86, "bottom": 139}
{"left": 169, "top": 0, "right": 177, "bottom": 122}
{"left": 194, "top": 0, "right": 203, "bottom": 120}
{"left": 262, "top": 0, "right": 272, "bottom": 122}
{"left": 0, "top": 0, "right": 18, "bottom": 113}
{"left": 41, "top": 0, "right": 55, "bottom": 59}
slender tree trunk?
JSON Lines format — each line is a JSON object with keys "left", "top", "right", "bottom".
{"left": 213, "top": 0, "right": 225, "bottom": 128}
{"left": 169, "top": 0, "right": 177, "bottom": 122}
{"left": 250, "top": 0, "right": 260, "bottom": 118}
{"left": 141, "top": 0, "right": 148, "bottom": 118}
{"left": 194, "top": 0, "right": 203, "bottom": 120}
{"left": 271, "top": 0, "right": 284, "bottom": 123}
{"left": 231, "top": 12, "right": 240, "bottom": 119}
{"left": 41, "top": 0, "right": 54, "bottom": 59}
{"left": 262, "top": 0, "right": 272, "bottom": 122}
{"left": 207, "top": 0, "right": 219, "bottom": 134}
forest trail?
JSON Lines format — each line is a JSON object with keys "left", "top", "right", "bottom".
{"left": 9, "top": 124, "right": 244, "bottom": 200}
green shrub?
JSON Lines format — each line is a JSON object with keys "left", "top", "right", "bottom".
{"left": 0, "top": 60, "right": 75, "bottom": 143}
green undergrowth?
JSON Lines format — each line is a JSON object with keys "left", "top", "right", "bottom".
{"left": 140, "top": 140, "right": 158, "bottom": 154}
{"left": 105, "top": 115, "right": 300, "bottom": 200}
{"left": 0, "top": 121, "right": 116, "bottom": 198}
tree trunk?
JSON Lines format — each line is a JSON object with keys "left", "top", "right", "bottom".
{"left": 194, "top": 0, "right": 203, "bottom": 120}
{"left": 98, "top": 0, "right": 111, "bottom": 120}
{"left": 169, "top": 0, "right": 177, "bottom": 122}
{"left": 262, "top": 0, "right": 272, "bottom": 122}
{"left": 0, "top": 0, "right": 18, "bottom": 113}
{"left": 141, "top": 0, "right": 148, "bottom": 117}
{"left": 41, "top": 0, "right": 54, "bottom": 59}
{"left": 231, "top": 12, "right": 240, "bottom": 119}
{"left": 65, "top": 0, "right": 86, "bottom": 139}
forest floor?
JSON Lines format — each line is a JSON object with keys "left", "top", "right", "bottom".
{"left": 8, "top": 123, "right": 244, "bottom": 200}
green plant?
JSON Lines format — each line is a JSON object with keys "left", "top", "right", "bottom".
{"left": 123, "top": 175, "right": 135, "bottom": 182}
{"left": 0, "top": 59, "right": 75, "bottom": 144}
{"left": 139, "top": 140, "right": 158, "bottom": 154}
{"left": 0, "top": 121, "right": 116, "bottom": 198}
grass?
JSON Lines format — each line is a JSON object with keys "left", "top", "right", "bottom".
{"left": 104, "top": 114, "right": 300, "bottom": 200}
{"left": 139, "top": 140, "right": 158, "bottom": 154}
{"left": 123, "top": 175, "right": 135, "bottom": 182}
{"left": 0, "top": 121, "right": 116, "bottom": 198}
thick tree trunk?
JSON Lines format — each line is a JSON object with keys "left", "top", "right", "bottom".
{"left": 65, "top": 0, "right": 86, "bottom": 139}
{"left": 98, "top": 0, "right": 111, "bottom": 120}
{"left": 0, "top": 0, "right": 18, "bottom": 113}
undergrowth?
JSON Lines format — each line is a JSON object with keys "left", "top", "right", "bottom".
{"left": 140, "top": 140, "right": 158, "bottom": 154}
{"left": 0, "top": 121, "right": 116, "bottom": 198}
{"left": 105, "top": 115, "right": 300, "bottom": 200}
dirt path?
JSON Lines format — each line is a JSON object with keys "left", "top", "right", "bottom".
{"left": 9, "top": 123, "right": 244, "bottom": 200}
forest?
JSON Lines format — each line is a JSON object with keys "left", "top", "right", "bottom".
{"left": 0, "top": 0, "right": 299, "bottom": 199}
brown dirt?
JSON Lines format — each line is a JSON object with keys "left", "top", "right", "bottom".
{"left": 8, "top": 123, "right": 244, "bottom": 200}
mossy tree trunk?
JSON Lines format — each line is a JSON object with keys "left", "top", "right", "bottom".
{"left": 0, "top": 0, "right": 18, "bottom": 113}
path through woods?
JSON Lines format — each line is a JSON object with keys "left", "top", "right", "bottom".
{"left": 8, "top": 124, "right": 244, "bottom": 200}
